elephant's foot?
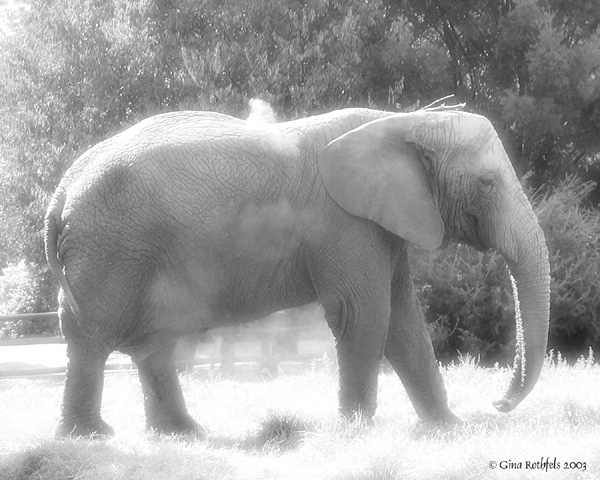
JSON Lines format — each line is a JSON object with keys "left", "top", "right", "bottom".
{"left": 419, "top": 407, "right": 461, "bottom": 425}
{"left": 147, "top": 413, "right": 206, "bottom": 438}
{"left": 55, "top": 417, "right": 115, "bottom": 438}
{"left": 440, "top": 410, "right": 461, "bottom": 424}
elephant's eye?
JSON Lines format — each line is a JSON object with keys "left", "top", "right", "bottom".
{"left": 477, "top": 174, "right": 496, "bottom": 194}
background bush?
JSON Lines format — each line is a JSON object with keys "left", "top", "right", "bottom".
{"left": 412, "top": 176, "right": 600, "bottom": 364}
{"left": 536, "top": 176, "right": 600, "bottom": 359}
{"left": 0, "top": 0, "right": 598, "bottom": 360}
{"left": 0, "top": 261, "right": 59, "bottom": 337}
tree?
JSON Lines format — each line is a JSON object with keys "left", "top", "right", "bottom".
{"left": 0, "top": 0, "right": 443, "bottom": 276}
{"left": 173, "top": 0, "right": 389, "bottom": 117}
{"left": 498, "top": 1, "right": 600, "bottom": 191}
{"left": 0, "top": 0, "right": 401, "bottom": 316}
{"left": 385, "top": 0, "right": 600, "bottom": 197}
{"left": 0, "top": 0, "right": 598, "bottom": 357}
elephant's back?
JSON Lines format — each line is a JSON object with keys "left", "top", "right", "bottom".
{"left": 62, "top": 111, "right": 244, "bottom": 179}
{"left": 57, "top": 111, "right": 246, "bottom": 209}
{"left": 55, "top": 110, "right": 311, "bottom": 239}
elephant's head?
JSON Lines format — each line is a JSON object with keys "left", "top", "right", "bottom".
{"left": 317, "top": 110, "right": 550, "bottom": 412}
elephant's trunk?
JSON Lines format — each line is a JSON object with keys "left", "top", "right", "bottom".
{"left": 492, "top": 194, "right": 551, "bottom": 412}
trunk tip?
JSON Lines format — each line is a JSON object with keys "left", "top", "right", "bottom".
{"left": 492, "top": 397, "right": 519, "bottom": 413}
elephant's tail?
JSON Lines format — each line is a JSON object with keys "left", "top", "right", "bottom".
{"left": 45, "top": 189, "right": 81, "bottom": 317}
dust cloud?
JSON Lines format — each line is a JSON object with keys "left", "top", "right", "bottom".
{"left": 245, "top": 98, "right": 301, "bottom": 158}
{"left": 246, "top": 98, "right": 278, "bottom": 125}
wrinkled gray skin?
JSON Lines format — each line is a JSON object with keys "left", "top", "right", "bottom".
{"left": 45, "top": 108, "right": 550, "bottom": 437}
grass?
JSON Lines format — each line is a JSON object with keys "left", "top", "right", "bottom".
{"left": 1, "top": 354, "right": 599, "bottom": 480}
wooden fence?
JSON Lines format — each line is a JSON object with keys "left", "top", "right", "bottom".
{"left": 0, "top": 309, "right": 336, "bottom": 378}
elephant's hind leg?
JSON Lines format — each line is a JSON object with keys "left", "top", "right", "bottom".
{"left": 135, "top": 343, "right": 204, "bottom": 436}
{"left": 56, "top": 342, "right": 114, "bottom": 437}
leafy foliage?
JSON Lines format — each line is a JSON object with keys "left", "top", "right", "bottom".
{"left": 412, "top": 245, "right": 514, "bottom": 365}
{"left": 0, "top": 0, "right": 599, "bottom": 355}
{"left": 535, "top": 176, "right": 600, "bottom": 358}
{"left": 413, "top": 176, "right": 600, "bottom": 364}
{"left": 178, "top": 0, "right": 386, "bottom": 116}
{"left": 395, "top": 0, "right": 600, "bottom": 193}
{"left": 0, "top": 260, "right": 59, "bottom": 337}
{"left": 0, "top": 0, "right": 445, "bottom": 332}
{"left": 499, "top": 2, "right": 600, "bottom": 186}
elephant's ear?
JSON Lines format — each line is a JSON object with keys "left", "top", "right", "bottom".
{"left": 317, "top": 116, "right": 445, "bottom": 250}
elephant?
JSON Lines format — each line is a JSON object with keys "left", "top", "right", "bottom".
{"left": 45, "top": 105, "right": 550, "bottom": 437}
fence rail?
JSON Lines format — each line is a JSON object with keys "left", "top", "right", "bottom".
{"left": 0, "top": 312, "right": 61, "bottom": 346}
{"left": 0, "top": 312, "right": 59, "bottom": 322}
{"left": 0, "top": 311, "right": 335, "bottom": 378}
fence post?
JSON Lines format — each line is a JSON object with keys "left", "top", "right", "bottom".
{"left": 220, "top": 329, "right": 236, "bottom": 376}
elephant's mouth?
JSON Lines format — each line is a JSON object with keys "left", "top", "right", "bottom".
{"left": 438, "top": 231, "right": 450, "bottom": 250}
{"left": 463, "top": 213, "right": 491, "bottom": 252}
{"left": 468, "top": 229, "right": 491, "bottom": 252}
{"left": 470, "top": 238, "right": 491, "bottom": 252}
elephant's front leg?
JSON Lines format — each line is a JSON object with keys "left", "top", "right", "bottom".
{"left": 309, "top": 221, "right": 393, "bottom": 421}
{"left": 325, "top": 294, "right": 390, "bottom": 421}
{"left": 135, "top": 342, "right": 205, "bottom": 436}
{"left": 385, "top": 254, "right": 459, "bottom": 423}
